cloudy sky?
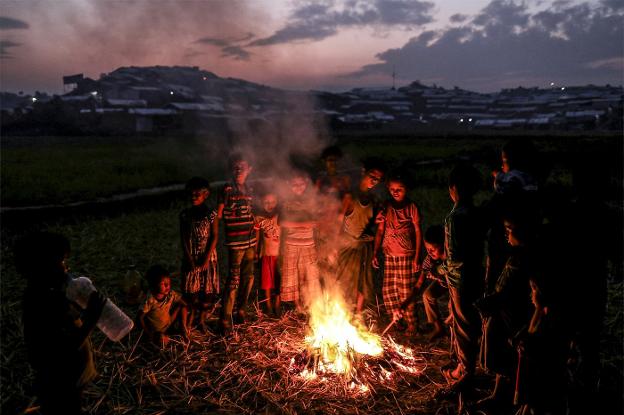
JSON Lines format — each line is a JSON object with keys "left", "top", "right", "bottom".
{"left": 1, "top": 0, "right": 622, "bottom": 94}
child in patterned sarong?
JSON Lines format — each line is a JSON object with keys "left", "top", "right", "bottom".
{"left": 280, "top": 170, "right": 321, "bottom": 313}
{"left": 373, "top": 170, "right": 422, "bottom": 335}
{"left": 180, "top": 177, "right": 219, "bottom": 334}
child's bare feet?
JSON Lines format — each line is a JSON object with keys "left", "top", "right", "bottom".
{"left": 426, "top": 321, "right": 445, "bottom": 341}
{"left": 236, "top": 309, "right": 247, "bottom": 324}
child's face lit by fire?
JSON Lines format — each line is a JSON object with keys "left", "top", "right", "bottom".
{"left": 155, "top": 276, "right": 171, "bottom": 299}
{"left": 424, "top": 241, "right": 444, "bottom": 261}
{"left": 190, "top": 188, "right": 209, "bottom": 206}
{"left": 387, "top": 181, "right": 407, "bottom": 203}
{"left": 262, "top": 194, "right": 278, "bottom": 213}
{"left": 501, "top": 151, "right": 511, "bottom": 173}
{"left": 231, "top": 161, "right": 251, "bottom": 185}
{"left": 360, "top": 169, "right": 383, "bottom": 191}
{"left": 504, "top": 220, "right": 522, "bottom": 247}
{"left": 324, "top": 155, "right": 338, "bottom": 175}
{"left": 290, "top": 177, "right": 308, "bottom": 196}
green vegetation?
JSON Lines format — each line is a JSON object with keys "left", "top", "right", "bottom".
{"left": 3, "top": 133, "right": 621, "bottom": 207}
{"left": 1, "top": 136, "right": 226, "bottom": 206}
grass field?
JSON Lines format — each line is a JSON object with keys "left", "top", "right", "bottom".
{"left": 3, "top": 133, "right": 620, "bottom": 207}
{"left": 1, "top": 133, "right": 622, "bottom": 413}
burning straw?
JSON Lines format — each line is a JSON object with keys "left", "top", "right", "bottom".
{"left": 82, "top": 310, "right": 450, "bottom": 414}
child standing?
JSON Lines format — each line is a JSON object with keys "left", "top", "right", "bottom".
{"left": 255, "top": 190, "right": 282, "bottom": 316}
{"left": 440, "top": 164, "right": 485, "bottom": 392}
{"left": 217, "top": 153, "right": 258, "bottom": 333}
{"left": 373, "top": 171, "right": 422, "bottom": 335}
{"left": 475, "top": 208, "right": 536, "bottom": 410}
{"left": 335, "top": 157, "right": 386, "bottom": 315}
{"left": 315, "top": 145, "right": 352, "bottom": 200}
{"left": 514, "top": 276, "right": 569, "bottom": 415}
{"left": 485, "top": 139, "right": 539, "bottom": 293}
{"left": 18, "top": 232, "right": 107, "bottom": 415}
{"left": 280, "top": 170, "right": 321, "bottom": 312}
{"left": 138, "top": 265, "right": 187, "bottom": 346}
{"left": 315, "top": 145, "right": 352, "bottom": 274}
{"left": 179, "top": 176, "right": 219, "bottom": 333}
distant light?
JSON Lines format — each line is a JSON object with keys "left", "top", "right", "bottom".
{"left": 203, "top": 77, "right": 207, "bottom": 80}
{"left": 32, "top": 97, "right": 37, "bottom": 102}
{"left": 459, "top": 118, "right": 464, "bottom": 123}
{"left": 561, "top": 87, "right": 565, "bottom": 91}
{"left": 468, "top": 118, "right": 473, "bottom": 122}
{"left": 550, "top": 82, "right": 555, "bottom": 87}
{"left": 90, "top": 91, "right": 98, "bottom": 96}
{"left": 170, "top": 91, "right": 174, "bottom": 95}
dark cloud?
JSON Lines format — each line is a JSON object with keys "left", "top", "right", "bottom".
{"left": 249, "top": 24, "right": 337, "bottom": 46}
{"left": 449, "top": 13, "right": 468, "bottom": 23}
{"left": 348, "top": 0, "right": 624, "bottom": 91}
{"left": 0, "top": 39, "right": 21, "bottom": 58}
{"left": 249, "top": 0, "right": 434, "bottom": 47}
{"left": 601, "top": 0, "right": 624, "bottom": 12}
{"left": 197, "top": 37, "right": 229, "bottom": 47}
{"left": 472, "top": 0, "right": 530, "bottom": 28}
{"left": 196, "top": 32, "right": 254, "bottom": 60}
{"left": 222, "top": 45, "right": 251, "bottom": 60}
{"left": 0, "top": 16, "right": 29, "bottom": 30}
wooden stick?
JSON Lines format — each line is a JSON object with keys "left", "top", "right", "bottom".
{"left": 381, "top": 319, "right": 397, "bottom": 337}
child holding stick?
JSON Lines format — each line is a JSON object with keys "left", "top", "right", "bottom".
{"left": 373, "top": 170, "right": 422, "bottom": 335}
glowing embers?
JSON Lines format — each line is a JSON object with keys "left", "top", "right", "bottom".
{"left": 289, "top": 295, "right": 426, "bottom": 393}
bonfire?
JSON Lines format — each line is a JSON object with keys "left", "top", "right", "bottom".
{"left": 289, "top": 293, "right": 426, "bottom": 394}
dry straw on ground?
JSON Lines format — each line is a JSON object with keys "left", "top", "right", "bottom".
{"left": 82, "top": 310, "right": 453, "bottom": 415}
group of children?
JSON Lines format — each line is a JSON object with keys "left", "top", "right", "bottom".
{"left": 18, "top": 140, "right": 612, "bottom": 415}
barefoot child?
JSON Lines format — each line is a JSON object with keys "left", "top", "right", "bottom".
{"left": 280, "top": 169, "right": 321, "bottom": 312}
{"left": 255, "top": 190, "right": 281, "bottom": 316}
{"left": 335, "top": 157, "right": 386, "bottom": 315}
{"left": 138, "top": 265, "right": 188, "bottom": 347}
{"left": 217, "top": 153, "right": 257, "bottom": 333}
{"left": 439, "top": 164, "right": 485, "bottom": 391}
{"left": 179, "top": 176, "right": 219, "bottom": 333}
{"left": 373, "top": 170, "right": 422, "bottom": 335}
{"left": 418, "top": 225, "right": 448, "bottom": 340}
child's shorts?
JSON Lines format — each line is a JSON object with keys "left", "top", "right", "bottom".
{"left": 260, "top": 256, "right": 281, "bottom": 291}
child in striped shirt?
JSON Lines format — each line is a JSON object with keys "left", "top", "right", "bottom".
{"left": 216, "top": 153, "right": 258, "bottom": 334}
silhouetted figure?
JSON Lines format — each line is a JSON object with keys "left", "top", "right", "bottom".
{"left": 476, "top": 206, "right": 537, "bottom": 412}
{"left": 18, "top": 232, "right": 106, "bottom": 415}
{"left": 439, "top": 164, "right": 486, "bottom": 393}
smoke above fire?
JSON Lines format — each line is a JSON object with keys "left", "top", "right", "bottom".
{"left": 219, "top": 90, "right": 367, "bottom": 316}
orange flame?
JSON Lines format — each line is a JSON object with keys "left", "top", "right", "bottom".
{"left": 305, "top": 294, "right": 383, "bottom": 375}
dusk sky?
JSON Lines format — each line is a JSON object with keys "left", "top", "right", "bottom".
{"left": 1, "top": 0, "right": 622, "bottom": 94}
